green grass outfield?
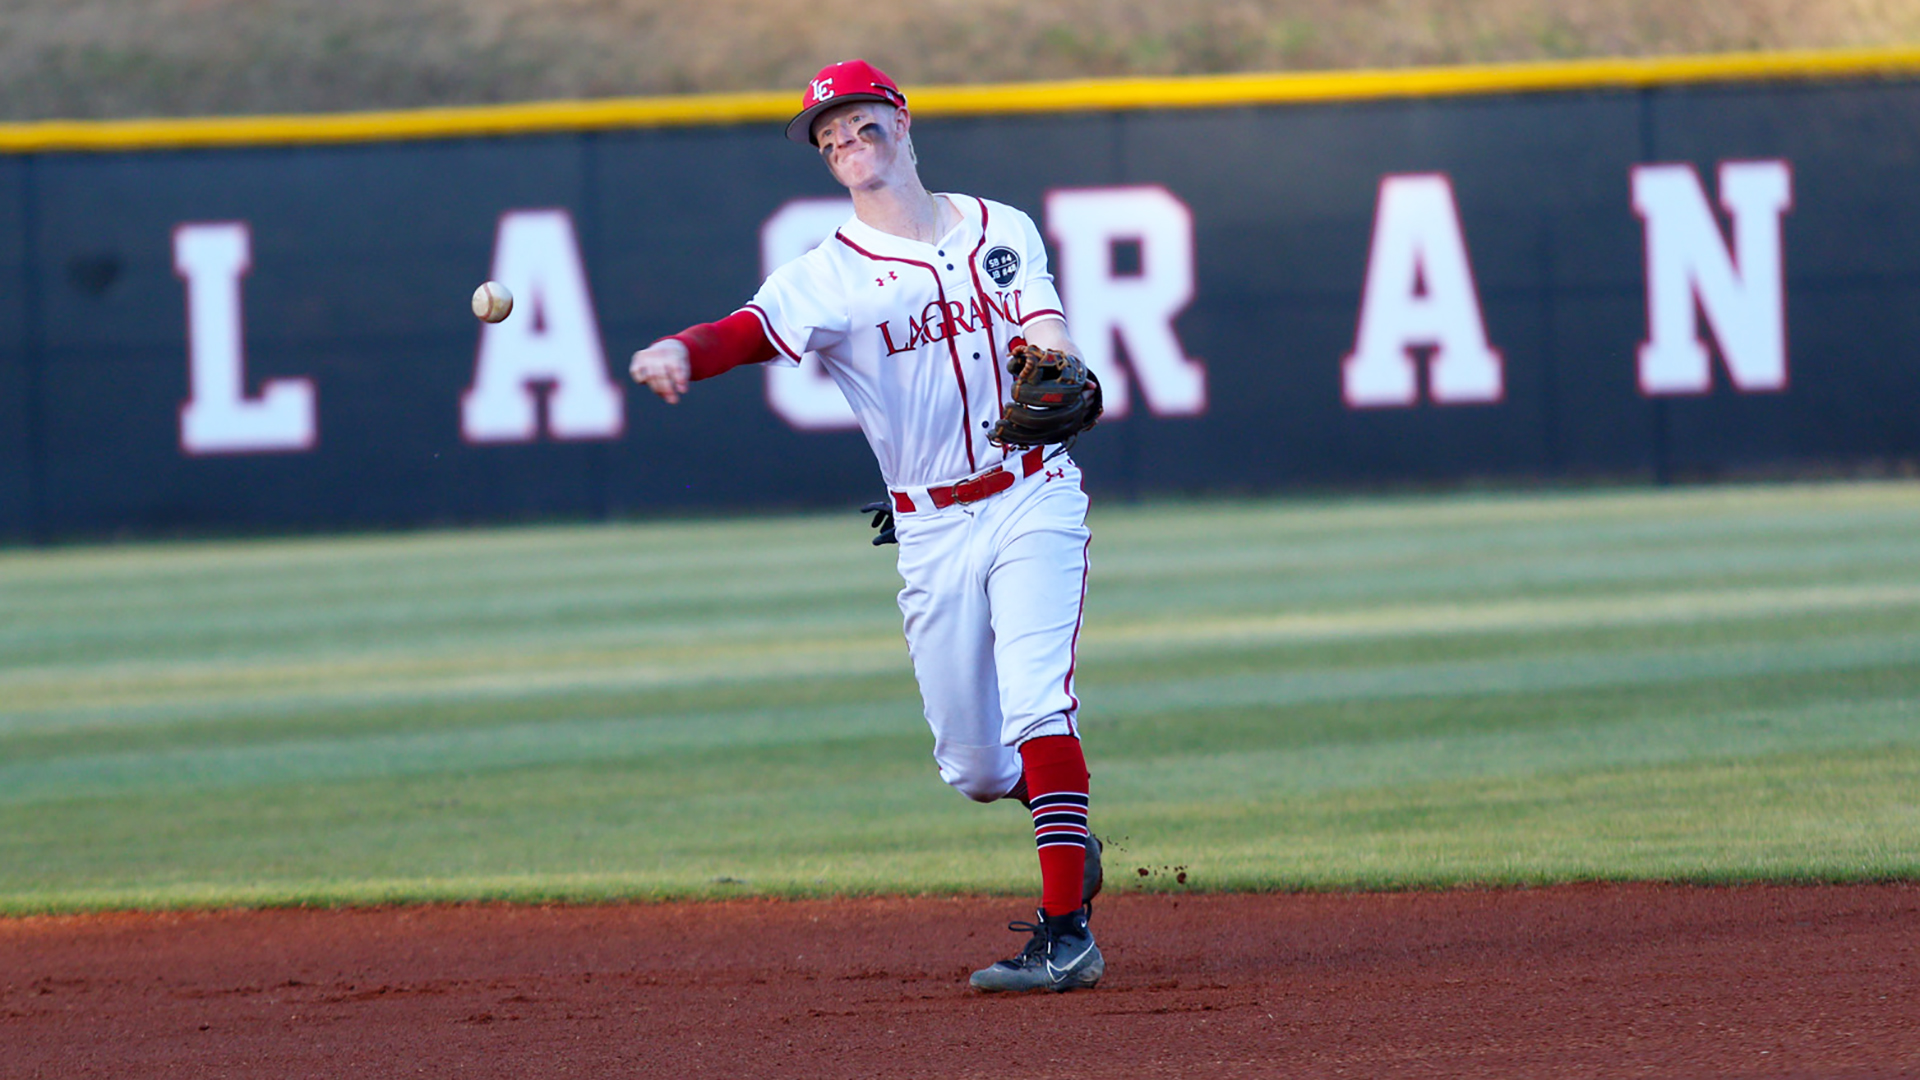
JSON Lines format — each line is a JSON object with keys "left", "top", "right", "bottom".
{"left": 3, "top": 481, "right": 1918, "bottom": 914}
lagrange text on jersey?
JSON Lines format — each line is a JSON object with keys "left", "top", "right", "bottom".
{"left": 877, "top": 287, "right": 1034, "bottom": 357}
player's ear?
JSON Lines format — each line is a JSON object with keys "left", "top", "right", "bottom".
{"left": 895, "top": 107, "right": 917, "bottom": 165}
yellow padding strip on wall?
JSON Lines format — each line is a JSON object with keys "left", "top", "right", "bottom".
{"left": 4, "top": 46, "right": 1919, "bottom": 153}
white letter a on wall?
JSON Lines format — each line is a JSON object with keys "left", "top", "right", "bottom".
{"left": 1341, "top": 174, "right": 1503, "bottom": 408}
{"left": 462, "top": 209, "right": 624, "bottom": 443}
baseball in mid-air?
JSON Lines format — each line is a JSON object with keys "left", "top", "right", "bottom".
{"left": 471, "top": 281, "right": 514, "bottom": 323}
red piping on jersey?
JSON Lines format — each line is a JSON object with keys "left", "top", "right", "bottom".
{"left": 1021, "top": 308, "right": 1066, "bottom": 325}
{"left": 961, "top": 196, "right": 1004, "bottom": 406}
{"left": 834, "top": 230, "right": 978, "bottom": 473}
{"left": 1063, "top": 525, "right": 1093, "bottom": 728}
{"left": 670, "top": 309, "right": 778, "bottom": 379}
{"left": 742, "top": 303, "right": 803, "bottom": 361}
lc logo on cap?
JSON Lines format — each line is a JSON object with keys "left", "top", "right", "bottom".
{"left": 788, "top": 60, "right": 907, "bottom": 145}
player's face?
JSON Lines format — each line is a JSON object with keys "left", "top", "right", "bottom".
{"left": 813, "top": 102, "right": 910, "bottom": 190}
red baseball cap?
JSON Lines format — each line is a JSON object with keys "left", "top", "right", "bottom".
{"left": 786, "top": 59, "right": 908, "bottom": 145}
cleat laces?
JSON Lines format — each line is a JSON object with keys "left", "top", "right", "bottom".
{"left": 991, "top": 918, "right": 1051, "bottom": 969}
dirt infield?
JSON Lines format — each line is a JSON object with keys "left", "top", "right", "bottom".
{"left": 4, "top": 884, "right": 1916, "bottom": 1079}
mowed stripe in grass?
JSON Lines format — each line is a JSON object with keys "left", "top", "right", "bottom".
{"left": 5, "top": 628, "right": 1918, "bottom": 802}
{"left": 1, "top": 481, "right": 1917, "bottom": 912}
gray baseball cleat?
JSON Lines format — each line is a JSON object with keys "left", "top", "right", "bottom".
{"left": 969, "top": 907, "right": 1104, "bottom": 993}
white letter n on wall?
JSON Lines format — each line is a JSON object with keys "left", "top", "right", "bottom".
{"left": 1341, "top": 174, "right": 1503, "bottom": 408}
{"left": 1633, "top": 160, "right": 1792, "bottom": 395}
{"left": 175, "top": 222, "right": 316, "bottom": 455}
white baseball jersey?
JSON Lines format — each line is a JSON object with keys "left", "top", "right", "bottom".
{"left": 742, "top": 194, "right": 1066, "bottom": 489}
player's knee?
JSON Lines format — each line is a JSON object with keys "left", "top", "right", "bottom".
{"left": 948, "top": 771, "right": 1011, "bottom": 803}
{"left": 937, "top": 746, "right": 1023, "bottom": 802}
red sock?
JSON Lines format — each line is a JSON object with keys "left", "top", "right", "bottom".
{"left": 1018, "top": 735, "right": 1090, "bottom": 919}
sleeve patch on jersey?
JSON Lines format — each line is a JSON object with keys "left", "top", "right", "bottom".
{"left": 983, "top": 246, "right": 1021, "bottom": 288}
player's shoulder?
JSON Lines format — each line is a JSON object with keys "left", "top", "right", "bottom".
{"left": 950, "top": 193, "right": 1039, "bottom": 234}
{"left": 767, "top": 230, "right": 856, "bottom": 284}
{"left": 941, "top": 195, "right": 1047, "bottom": 266}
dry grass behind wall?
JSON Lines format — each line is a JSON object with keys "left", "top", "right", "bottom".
{"left": 1, "top": 0, "right": 1918, "bottom": 119}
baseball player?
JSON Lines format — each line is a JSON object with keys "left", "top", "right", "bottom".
{"left": 628, "top": 60, "right": 1107, "bottom": 993}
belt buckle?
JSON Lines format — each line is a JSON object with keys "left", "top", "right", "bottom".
{"left": 954, "top": 466, "right": 1012, "bottom": 504}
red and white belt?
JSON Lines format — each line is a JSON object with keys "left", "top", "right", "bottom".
{"left": 890, "top": 447, "right": 1048, "bottom": 514}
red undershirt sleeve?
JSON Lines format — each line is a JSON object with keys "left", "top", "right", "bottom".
{"left": 669, "top": 309, "right": 779, "bottom": 381}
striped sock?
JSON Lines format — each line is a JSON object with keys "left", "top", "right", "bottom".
{"left": 1018, "top": 735, "right": 1090, "bottom": 919}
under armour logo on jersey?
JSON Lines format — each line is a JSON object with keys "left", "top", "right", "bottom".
{"left": 811, "top": 78, "right": 835, "bottom": 102}
{"left": 874, "top": 270, "right": 899, "bottom": 288}
{"left": 1045, "top": 467, "right": 1065, "bottom": 481}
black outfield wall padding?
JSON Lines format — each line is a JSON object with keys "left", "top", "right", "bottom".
{"left": 3, "top": 59, "right": 1919, "bottom": 541}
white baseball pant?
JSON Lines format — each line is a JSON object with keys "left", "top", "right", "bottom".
{"left": 891, "top": 457, "right": 1091, "bottom": 802}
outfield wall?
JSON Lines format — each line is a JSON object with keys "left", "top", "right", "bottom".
{"left": 3, "top": 50, "right": 1920, "bottom": 541}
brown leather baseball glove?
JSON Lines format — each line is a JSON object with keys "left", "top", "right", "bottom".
{"left": 987, "top": 343, "right": 1104, "bottom": 448}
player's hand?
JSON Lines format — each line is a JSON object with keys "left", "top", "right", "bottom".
{"left": 629, "top": 340, "right": 692, "bottom": 404}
